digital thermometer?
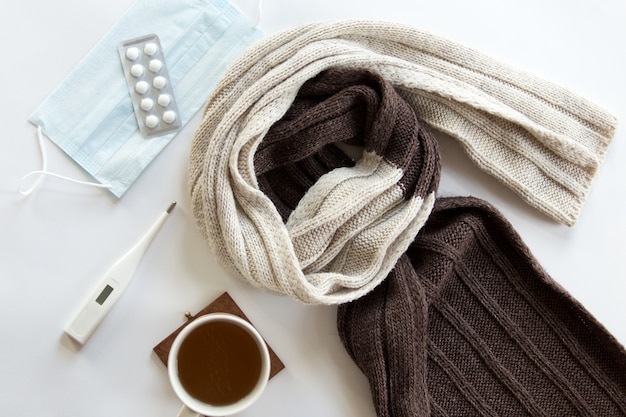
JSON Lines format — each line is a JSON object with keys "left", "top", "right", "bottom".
{"left": 64, "top": 201, "right": 176, "bottom": 345}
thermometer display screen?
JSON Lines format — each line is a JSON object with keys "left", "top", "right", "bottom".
{"left": 95, "top": 285, "right": 114, "bottom": 305}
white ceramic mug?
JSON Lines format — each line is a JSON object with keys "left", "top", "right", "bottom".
{"left": 168, "top": 313, "right": 271, "bottom": 417}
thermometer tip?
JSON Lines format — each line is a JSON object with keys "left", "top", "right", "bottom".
{"left": 166, "top": 201, "right": 177, "bottom": 214}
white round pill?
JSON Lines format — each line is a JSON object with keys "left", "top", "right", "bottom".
{"left": 140, "top": 98, "right": 154, "bottom": 111}
{"left": 125, "top": 47, "right": 140, "bottom": 60}
{"left": 153, "top": 76, "right": 167, "bottom": 89}
{"left": 145, "top": 115, "right": 159, "bottom": 128}
{"left": 148, "top": 59, "right": 162, "bottom": 72}
{"left": 162, "top": 110, "right": 177, "bottom": 124}
{"left": 157, "top": 94, "right": 171, "bottom": 106}
{"left": 130, "top": 64, "right": 144, "bottom": 77}
{"left": 143, "top": 42, "right": 158, "bottom": 56}
{"left": 135, "top": 81, "right": 149, "bottom": 94}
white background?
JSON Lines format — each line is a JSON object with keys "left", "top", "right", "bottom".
{"left": 1, "top": 0, "right": 624, "bottom": 416}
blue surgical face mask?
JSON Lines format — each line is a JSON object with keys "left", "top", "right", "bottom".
{"left": 27, "top": 0, "right": 262, "bottom": 197}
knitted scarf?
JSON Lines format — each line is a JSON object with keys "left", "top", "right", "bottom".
{"left": 338, "top": 196, "right": 626, "bottom": 416}
{"left": 189, "top": 21, "right": 617, "bottom": 304}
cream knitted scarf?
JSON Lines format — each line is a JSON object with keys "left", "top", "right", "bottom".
{"left": 188, "top": 21, "right": 617, "bottom": 304}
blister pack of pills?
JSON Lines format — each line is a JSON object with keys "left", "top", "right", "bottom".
{"left": 118, "top": 34, "right": 181, "bottom": 137}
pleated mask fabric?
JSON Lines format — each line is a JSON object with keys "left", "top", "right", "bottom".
{"left": 337, "top": 196, "right": 626, "bottom": 417}
{"left": 29, "top": 0, "right": 262, "bottom": 197}
{"left": 189, "top": 20, "right": 617, "bottom": 304}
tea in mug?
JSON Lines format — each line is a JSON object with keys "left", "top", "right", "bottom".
{"left": 176, "top": 320, "right": 263, "bottom": 405}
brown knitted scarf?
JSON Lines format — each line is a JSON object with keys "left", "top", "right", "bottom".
{"left": 257, "top": 67, "right": 626, "bottom": 416}
{"left": 338, "top": 196, "right": 626, "bottom": 416}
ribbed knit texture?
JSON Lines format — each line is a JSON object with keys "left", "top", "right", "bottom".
{"left": 189, "top": 20, "right": 618, "bottom": 303}
{"left": 338, "top": 196, "right": 626, "bottom": 417}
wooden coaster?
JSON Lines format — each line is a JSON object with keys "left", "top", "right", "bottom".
{"left": 153, "top": 291, "right": 285, "bottom": 380}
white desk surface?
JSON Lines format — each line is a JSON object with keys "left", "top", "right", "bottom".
{"left": 1, "top": 1, "right": 624, "bottom": 415}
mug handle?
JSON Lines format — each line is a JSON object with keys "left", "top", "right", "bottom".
{"left": 176, "top": 405, "right": 199, "bottom": 417}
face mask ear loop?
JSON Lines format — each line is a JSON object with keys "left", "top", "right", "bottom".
{"left": 253, "top": 0, "right": 263, "bottom": 27}
{"left": 18, "top": 126, "right": 113, "bottom": 196}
